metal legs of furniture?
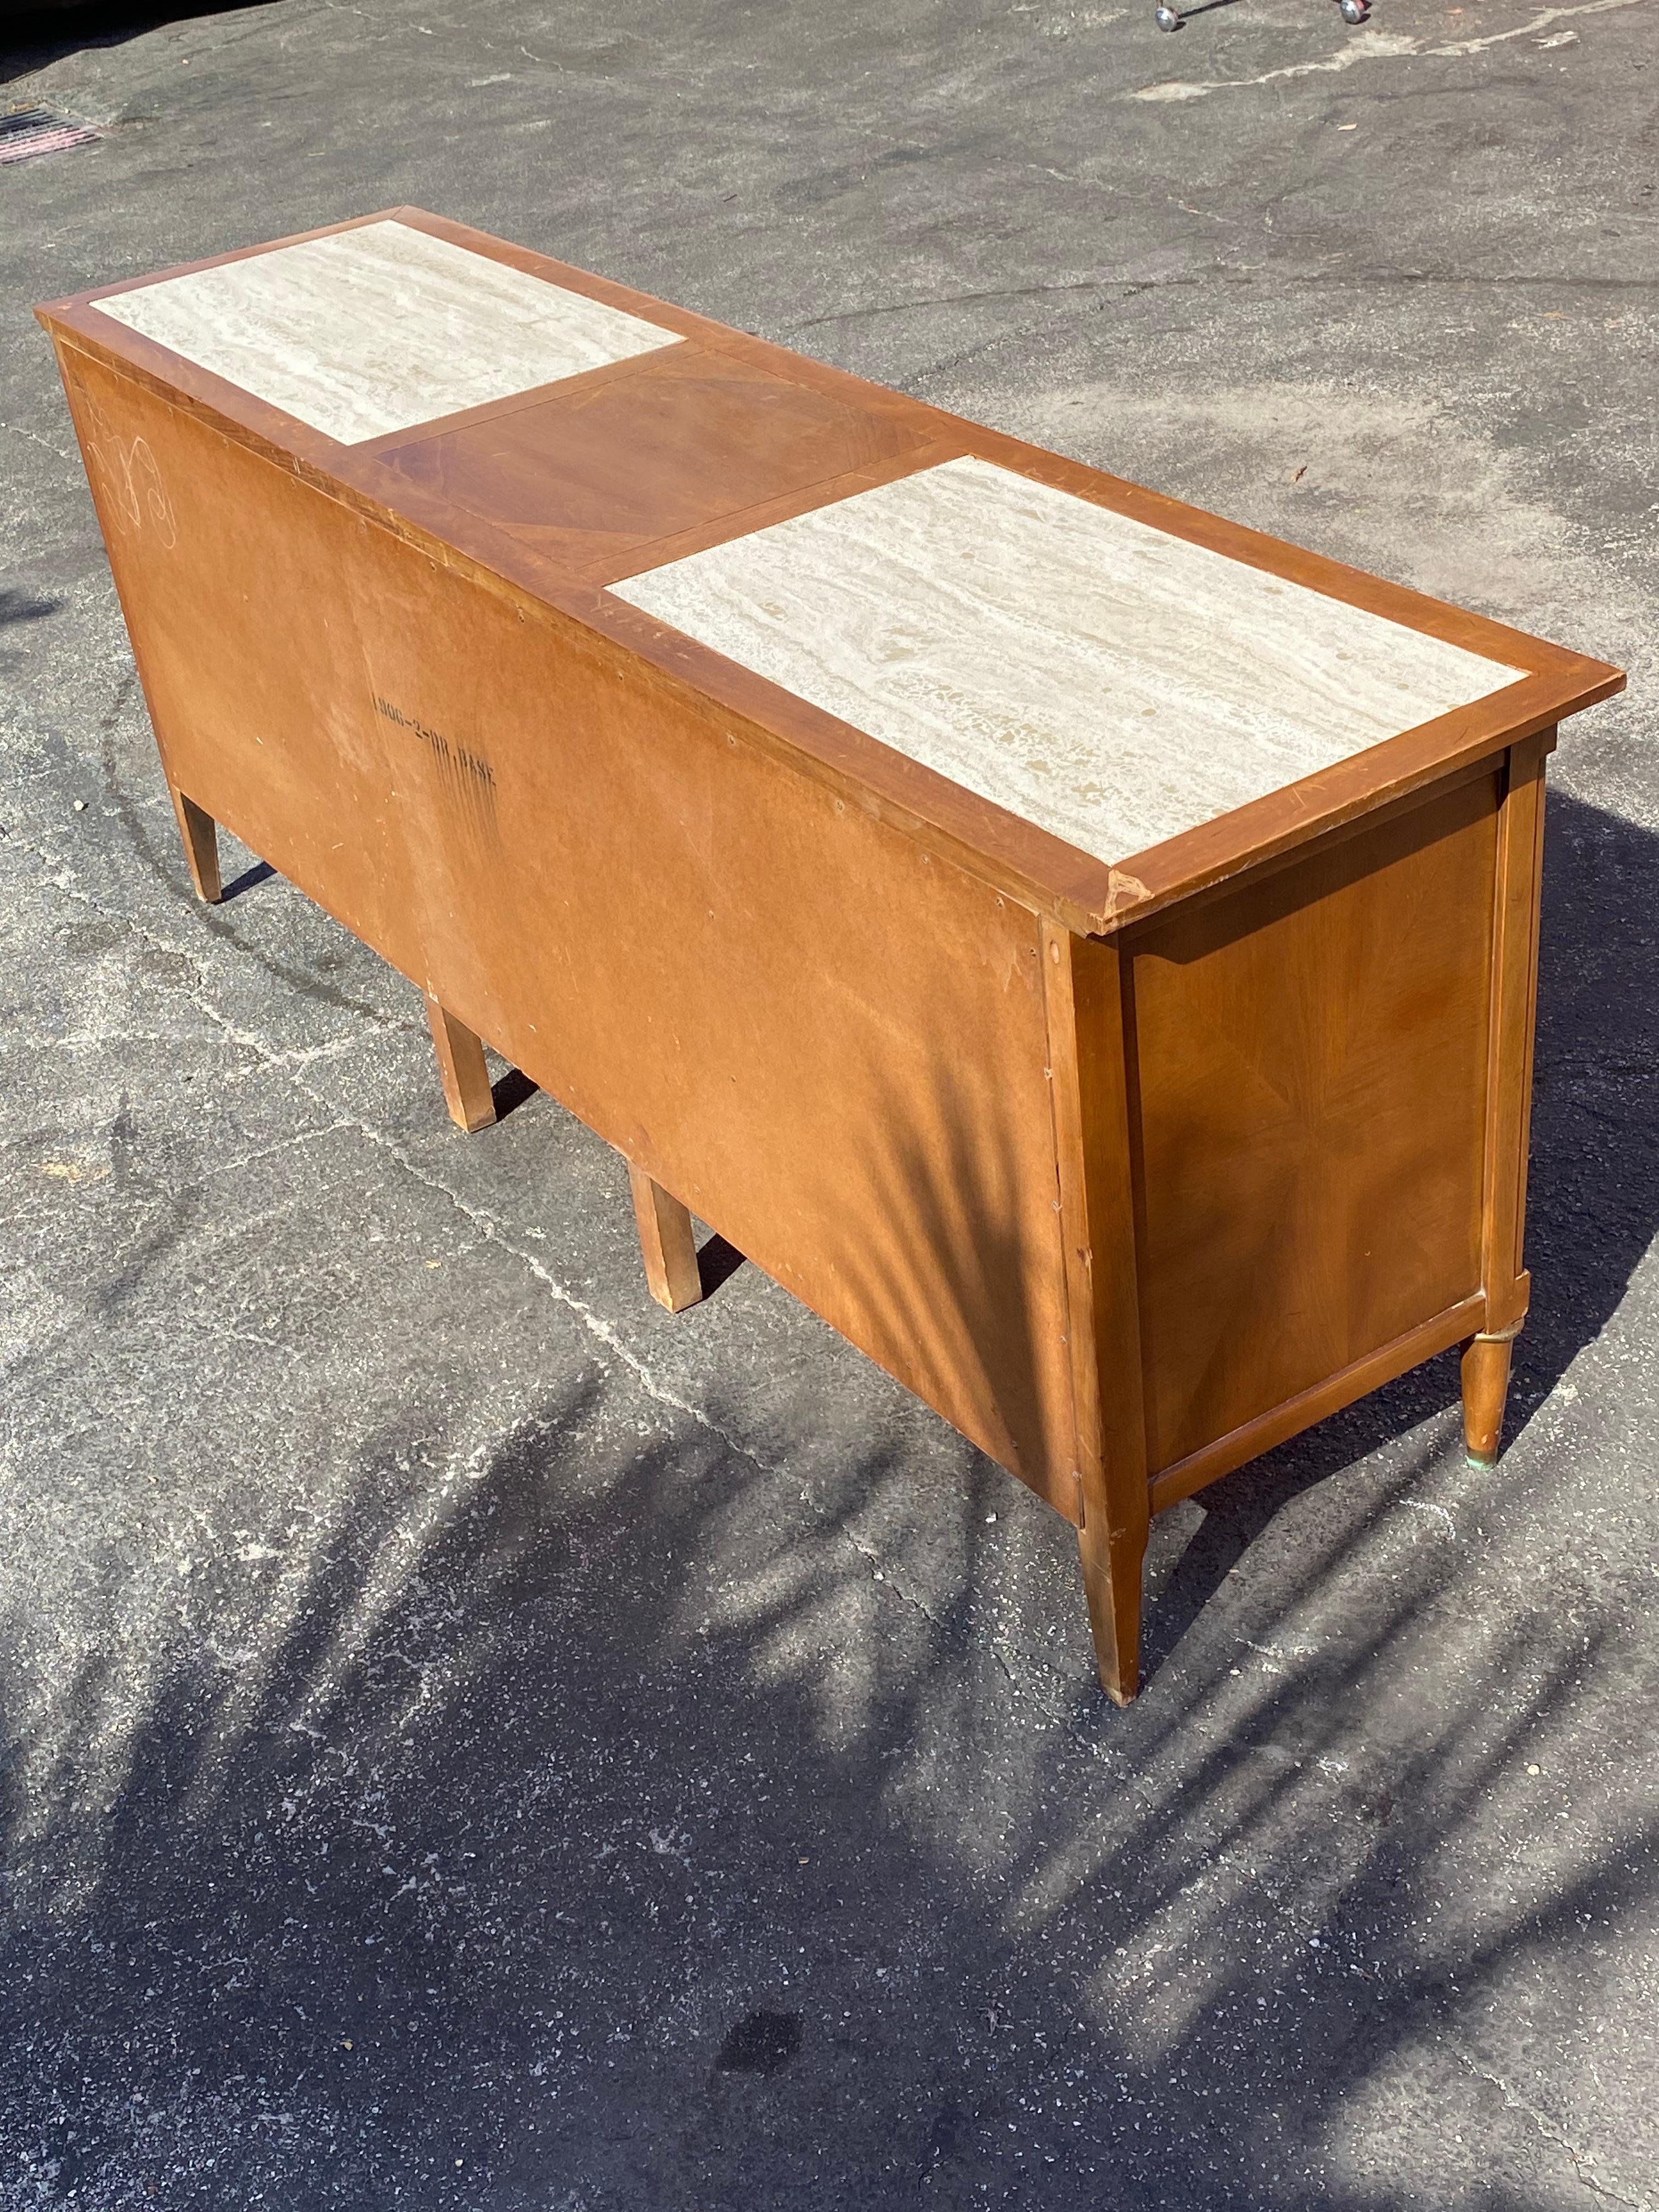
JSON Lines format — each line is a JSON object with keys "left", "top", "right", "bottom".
{"left": 1156, "top": 0, "right": 1368, "bottom": 33}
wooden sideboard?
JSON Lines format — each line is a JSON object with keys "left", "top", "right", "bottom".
{"left": 38, "top": 210, "right": 1623, "bottom": 1701}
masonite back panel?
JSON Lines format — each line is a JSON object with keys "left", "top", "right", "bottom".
{"left": 58, "top": 340, "right": 1080, "bottom": 1509}
{"left": 1125, "top": 772, "right": 1500, "bottom": 1475}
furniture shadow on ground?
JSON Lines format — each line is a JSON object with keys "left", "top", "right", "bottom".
{"left": 488, "top": 1064, "right": 540, "bottom": 1122}
{"left": 219, "top": 857, "right": 274, "bottom": 901}
{"left": 1, "top": 1359, "right": 1649, "bottom": 2205}
{"left": 693, "top": 1227, "right": 747, "bottom": 1298}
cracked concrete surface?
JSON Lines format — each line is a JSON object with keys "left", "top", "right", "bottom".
{"left": 2, "top": 0, "right": 1656, "bottom": 2205}
{"left": 1449, "top": 2049, "right": 1654, "bottom": 2212}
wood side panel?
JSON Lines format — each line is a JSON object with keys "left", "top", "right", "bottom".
{"left": 1126, "top": 780, "right": 1499, "bottom": 1475}
{"left": 60, "top": 347, "right": 1077, "bottom": 1507}
{"left": 56, "top": 348, "right": 424, "bottom": 966}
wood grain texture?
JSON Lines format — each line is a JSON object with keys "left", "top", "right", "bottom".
{"left": 1147, "top": 1293, "right": 1486, "bottom": 1514}
{"left": 377, "top": 341, "right": 935, "bottom": 579}
{"left": 1126, "top": 775, "right": 1499, "bottom": 1475}
{"left": 614, "top": 456, "right": 1526, "bottom": 867}
{"left": 92, "top": 218, "right": 680, "bottom": 444}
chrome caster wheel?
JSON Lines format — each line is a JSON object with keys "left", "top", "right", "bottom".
{"left": 1155, "top": 3, "right": 1182, "bottom": 26}
{"left": 1338, "top": 0, "right": 1368, "bottom": 20}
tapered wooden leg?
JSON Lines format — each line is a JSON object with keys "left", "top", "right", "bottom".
{"left": 423, "top": 991, "right": 496, "bottom": 1133}
{"left": 170, "top": 787, "right": 221, "bottom": 903}
{"left": 1460, "top": 1328, "right": 1517, "bottom": 1470}
{"left": 628, "top": 1164, "right": 704, "bottom": 1313}
{"left": 1077, "top": 1516, "right": 1147, "bottom": 1707}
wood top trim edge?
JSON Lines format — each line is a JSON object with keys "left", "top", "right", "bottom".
{"left": 36, "top": 208, "right": 1627, "bottom": 933}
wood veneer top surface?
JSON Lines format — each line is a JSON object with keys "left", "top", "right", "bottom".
{"left": 39, "top": 206, "right": 1623, "bottom": 929}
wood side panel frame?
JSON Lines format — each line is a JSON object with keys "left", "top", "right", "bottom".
{"left": 1148, "top": 1292, "right": 1487, "bottom": 1514}
{"left": 1042, "top": 921, "right": 1150, "bottom": 1702}
{"left": 1479, "top": 730, "right": 1553, "bottom": 1336}
{"left": 1035, "top": 727, "right": 1550, "bottom": 1629}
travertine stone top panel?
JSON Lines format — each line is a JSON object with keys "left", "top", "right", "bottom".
{"left": 93, "top": 219, "right": 681, "bottom": 445}
{"left": 612, "top": 456, "right": 1525, "bottom": 864}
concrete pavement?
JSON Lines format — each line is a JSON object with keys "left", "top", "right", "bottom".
{"left": 2, "top": 1, "right": 1655, "bottom": 2204}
